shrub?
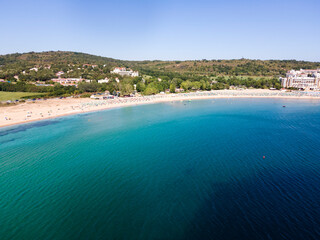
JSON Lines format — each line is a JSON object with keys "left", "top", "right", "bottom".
{"left": 80, "top": 93, "right": 91, "bottom": 98}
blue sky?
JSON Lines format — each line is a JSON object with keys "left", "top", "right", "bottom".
{"left": 0, "top": 0, "right": 319, "bottom": 61}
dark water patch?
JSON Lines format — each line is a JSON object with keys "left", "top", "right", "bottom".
{"left": 0, "top": 120, "right": 61, "bottom": 137}
{"left": 0, "top": 138, "right": 17, "bottom": 144}
{"left": 185, "top": 167, "right": 320, "bottom": 240}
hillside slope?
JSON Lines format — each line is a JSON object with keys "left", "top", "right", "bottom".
{"left": 1, "top": 51, "right": 320, "bottom": 77}
{"left": 0, "top": 51, "right": 123, "bottom": 67}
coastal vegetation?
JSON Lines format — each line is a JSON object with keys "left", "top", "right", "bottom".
{"left": 0, "top": 92, "right": 44, "bottom": 101}
{"left": 0, "top": 82, "right": 76, "bottom": 98}
{"left": 1, "top": 51, "right": 319, "bottom": 78}
{"left": 0, "top": 51, "right": 319, "bottom": 100}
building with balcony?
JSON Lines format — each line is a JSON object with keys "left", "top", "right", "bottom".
{"left": 280, "top": 69, "right": 320, "bottom": 90}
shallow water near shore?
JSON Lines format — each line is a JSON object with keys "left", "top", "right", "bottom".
{"left": 1, "top": 98, "right": 320, "bottom": 240}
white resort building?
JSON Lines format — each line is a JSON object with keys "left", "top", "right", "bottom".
{"left": 98, "top": 78, "right": 110, "bottom": 84}
{"left": 51, "top": 78, "right": 91, "bottom": 87}
{"left": 111, "top": 67, "right": 139, "bottom": 77}
{"left": 280, "top": 69, "right": 320, "bottom": 90}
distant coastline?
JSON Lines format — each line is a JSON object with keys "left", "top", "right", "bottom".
{"left": 1, "top": 89, "right": 320, "bottom": 129}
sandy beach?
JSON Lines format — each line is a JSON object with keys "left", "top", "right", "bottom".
{"left": 1, "top": 89, "right": 320, "bottom": 128}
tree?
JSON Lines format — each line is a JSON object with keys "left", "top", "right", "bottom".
{"left": 274, "top": 82, "right": 281, "bottom": 89}
{"left": 78, "top": 81, "right": 99, "bottom": 92}
{"left": 171, "top": 78, "right": 183, "bottom": 87}
{"left": 170, "top": 84, "right": 176, "bottom": 93}
{"left": 144, "top": 86, "right": 159, "bottom": 95}
{"left": 133, "top": 76, "right": 143, "bottom": 84}
{"left": 181, "top": 80, "right": 192, "bottom": 91}
{"left": 136, "top": 82, "right": 146, "bottom": 92}
{"left": 192, "top": 81, "right": 201, "bottom": 90}
{"left": 105, "top": 82, "right": 118, "bottom": 93}
{"left": 119, "top": 83, "right": 133, "bottom": 96}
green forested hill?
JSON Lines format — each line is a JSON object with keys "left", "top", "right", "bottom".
{"left": 0, "top": 51, "right": 127, "bottom": 81}
{"left": 130, "top": 59, "right": 320, "bottom": 77}
{"left": 0, "top": 51, "right": 319, "bottom": 78}
{"left": 0, "top": 51, "right": 121, "bottom": 65}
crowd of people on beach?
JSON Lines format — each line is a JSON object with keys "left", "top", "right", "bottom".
{"left": 78, "top": 90, "right": 320, "bottom": 109}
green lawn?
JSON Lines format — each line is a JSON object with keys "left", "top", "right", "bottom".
{"left": 0, "top": 92, "right": 45, "bottom": 101}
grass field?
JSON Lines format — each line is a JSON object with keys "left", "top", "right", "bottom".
{"left": 0, "top": 92, "right": 45, "bottom": 101}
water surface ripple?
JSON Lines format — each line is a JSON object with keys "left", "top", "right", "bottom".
{"left": 1, "top": 99, "right": 320, "bottom": 240}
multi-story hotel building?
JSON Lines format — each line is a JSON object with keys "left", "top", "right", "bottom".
{"left": 111, "top": 67, "right": 139, "bottom": 77}
{"left": 280, "top": 69, "right": 320, "bottom": 90}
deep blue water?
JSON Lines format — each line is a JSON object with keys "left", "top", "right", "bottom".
{"left": 1, "top": 98, "right": 320, "bottom": 240}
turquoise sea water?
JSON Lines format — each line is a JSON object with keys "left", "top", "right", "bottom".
{"left": 1, "top": 98, "right": 320, "bottom": 240}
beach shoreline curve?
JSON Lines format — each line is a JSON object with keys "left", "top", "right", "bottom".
{"left": 1, "top": 89, "right": 320, "bottom": 129}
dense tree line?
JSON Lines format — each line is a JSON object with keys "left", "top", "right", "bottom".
{"left": 1, "top": 51, "right": 319, "bottom": 80}
{"left": 0, "top": 75, "right": 282, "bottom": 98}
{"left": 0, "top": 51, "right": 311, "bottom": 98}
{"left": 132, "top": 59, "right": 320, "bottom": 77}
{"left": 0, "top": 82, "right": 76, "bottom": 96}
